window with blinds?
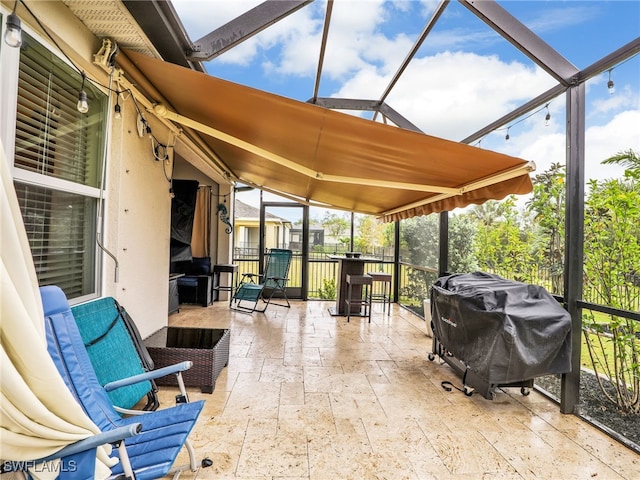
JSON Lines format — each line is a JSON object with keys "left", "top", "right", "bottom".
{"left": 15, "top": 183, "right": 97, "bottom": 298}
{"left": 13, "top": 32, "right": 107, "bottom": 299}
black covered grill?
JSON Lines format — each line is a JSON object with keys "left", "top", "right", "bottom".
{"left": 429, "top": 272, "right": 572, "bottom": 399}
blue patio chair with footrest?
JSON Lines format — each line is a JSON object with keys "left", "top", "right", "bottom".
{"left": 40, "top": 285, "right": 212, "bottom": 479}
{"left": 231, "top": 248, "right": 292, "bottom": 313}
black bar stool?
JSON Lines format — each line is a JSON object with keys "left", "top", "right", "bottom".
{"left": 345, "top": 274, "right": 372, "bottom": 323}
{"left": 213, "top": 264, "right": 238, "bottom": 306}
{"left": 367, "top": 272, "right": 392, "bottom": 314}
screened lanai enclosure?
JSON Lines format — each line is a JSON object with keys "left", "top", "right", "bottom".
{"left": 133, "top": 0, "right": 639, "bottom": 449}
{"left": 5, "top": 0, "right": 639, "bottom": 453}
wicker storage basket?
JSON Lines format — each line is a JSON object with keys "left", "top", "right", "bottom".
{"left": 144, "top": 327, "right": 230, "bottom": 393}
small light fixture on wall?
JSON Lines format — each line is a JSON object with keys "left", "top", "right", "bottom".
{"left": 4, "top": 1, "right": 22, "bottom": 48}
{"left": 77, "top": 72, "right": 89, "bottom": 114}
{"left": 114, "top": 93, "right": 122, "bottom": 119}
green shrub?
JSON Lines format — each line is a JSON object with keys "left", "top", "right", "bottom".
{"left": 317, "top": 278, "right": 336, "bottom": 300}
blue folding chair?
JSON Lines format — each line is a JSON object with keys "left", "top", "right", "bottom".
{"left": 231, "top": 248, "right": 292, "bottom": 313}
{"left": 39, "top": 286, "right": 210, "bottom": 479}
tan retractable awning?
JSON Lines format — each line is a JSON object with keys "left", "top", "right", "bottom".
{"left": 122, "top": 49, "right": 534, "bottom": 222}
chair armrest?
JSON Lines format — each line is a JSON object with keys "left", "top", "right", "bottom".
{"left": 238, "top": 273, "right": 263, "bottom": 285}
{"left": 267, "top": 276, "right": 289, "bottom": 286}
{"left": 241, "top": 273, "right": 262, "bottom": 280}
{"left": 104, "top": 361, "right": 193, "bottom": 392}
{"left": 36, "top": 423, "right": 142, "bottom": 463}
{"left": 267, "top": 276, "right": 288, "bottom": 281}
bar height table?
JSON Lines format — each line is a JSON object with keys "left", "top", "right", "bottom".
{"left": 328, "top": 255, "right": 378, "bottom": 316}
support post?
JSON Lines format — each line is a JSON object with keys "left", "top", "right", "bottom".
{"left": 561, "top": 83, "right": 585, "bottom": 414}
{"left": 439, "top": 211, "right": 449, "bottom": 276}
{"left": 393, "top": 220, "right": 400, "bottom": 302}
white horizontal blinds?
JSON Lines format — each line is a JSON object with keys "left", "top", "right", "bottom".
{"left": 15, "top": 183, "right": 97, "bottom": 298}
{"left": 12, "top": 33, "right": 106, "bottom": 299}
{"left": 14, "top": 35, "right": 104, "bottom": 188}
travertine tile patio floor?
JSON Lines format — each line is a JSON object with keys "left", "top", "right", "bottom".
{"left": 163, "top": 300, "right": 638, "bottom": 480}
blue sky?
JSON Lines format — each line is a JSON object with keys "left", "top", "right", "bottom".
{"left": 171, "top": 0, "right": 640, "bottom": 211}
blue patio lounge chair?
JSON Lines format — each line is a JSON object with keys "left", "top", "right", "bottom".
{"left": 40, "top": 286, "right": 209, "bottom": 479}
{"left": 71, "top": 296, "right": 161, "bottom": 413}
{"left": 231, "top": 248, "right": 292, "bottom": 313}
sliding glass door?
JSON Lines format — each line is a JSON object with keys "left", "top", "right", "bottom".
{"left": 260, "top": 202, "right": 308, "bottom": 299}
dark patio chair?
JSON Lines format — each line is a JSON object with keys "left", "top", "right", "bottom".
{"left": 231, "top": 248, "right": 292, "bottom": 313}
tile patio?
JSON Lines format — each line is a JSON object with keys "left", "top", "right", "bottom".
{"left": 161, "top": 300, "right": 638, "bottom": 480}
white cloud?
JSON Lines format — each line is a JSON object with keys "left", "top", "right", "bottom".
{"left": 317, "top": 0, "right": 410, "bottom": 80}
{"left": 522, "top": 5, "right": 601, "bottom": 34}
{"left": 518, "top": 131, "right": 565, "bottom": 176}
{"left": 418, "top": 27, "right": 502, "bottom": 54}
{"left": 514, "top": 108, "right": 639, "bottom": 183}
{"left": 584, "top": 109, "right": 640, "bottom": 179}
{"left": 257, "top": 8, "right": 325, "bottom": 77}
{"left": 590, "top": 84, "right": 639, "bottom": 117}
{"left": 337, "top": 51, "right": 557, "bottom": 140}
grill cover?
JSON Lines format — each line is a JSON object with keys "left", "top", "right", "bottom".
{"left": 431, "top": 272, "right": 572, "bottom": 384}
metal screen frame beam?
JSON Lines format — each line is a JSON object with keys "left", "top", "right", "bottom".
{"left": 311, "top": 0, "right": 333, "bottom": 103}
{"left": 187, "top": 0, "right": 313, "bottom": 61}
{"left": 460, "top": 0, "right": 578, "bottom": 86}
{"left": 377, "top": 104, "right": 423, "bottom": 132}
{"left": 311, "top": 98, "right": 380, "bottom": 111}
{"left": 312, "top": 98, "right": 422, "bottom": 132}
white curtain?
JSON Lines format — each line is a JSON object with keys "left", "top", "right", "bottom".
{"left": 0, "top": 140, "right": 114, "bottom": 478}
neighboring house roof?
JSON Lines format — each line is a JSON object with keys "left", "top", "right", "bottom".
{"left": 234, "top": 200, "right": 290, "bottom": 224}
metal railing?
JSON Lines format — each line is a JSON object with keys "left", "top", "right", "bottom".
{"left": 397, "top": 263, "right": 439, "bottom": 317}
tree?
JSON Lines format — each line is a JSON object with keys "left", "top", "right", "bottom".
{"left": 526, "top": 163, "right": 566, "bottom": 293}
{"left": 399, "top": 215, "right": 439, "bottom": 267}
{"left": 448, "top": 213, "right": 478, "bottom": 273}
{"left": 582, "top": 149, "right": 640, "bottom": 413}
{"left": 602, "top": 148, "right": 640, "bottom": 181}
{"left": 322, "top": 212, "right": 349, "bottom": 246}
{"left": 381, "top": 222, "right": 395, "bottom": 248}
{"left": 354, "top": 214, "right": 386, "bottom": 254}
{"left": 473, "top": 198, "right": 535, "bottom": 282}
{"left": 398, "top": 215, "right": 439, "bottom": 308}
{"left": 469, "top": 200, "right": 511, "bottom": 226}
